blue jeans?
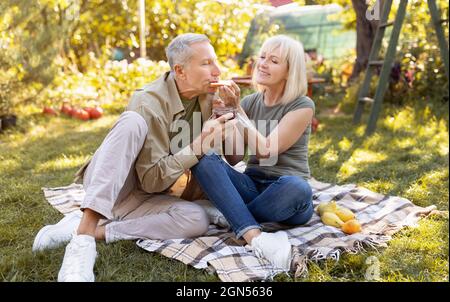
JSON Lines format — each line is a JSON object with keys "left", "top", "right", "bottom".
{"left": 191, "top": 153, "right": 314, "bottom": 238}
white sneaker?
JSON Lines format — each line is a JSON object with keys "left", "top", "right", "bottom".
{"left": 32, "top": 210, "right": 83, "bottom": 252}
{"left": 251, "top": 231, "right": 292, "bottom": 270}
{"left": 193, "top": 199, "right": 230, "bottom": 229}
{"left": 58, "top": 234, "right": 97, "bottom": 282}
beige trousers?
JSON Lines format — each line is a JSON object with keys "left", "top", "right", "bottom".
{"left": 80, "top": 111, "right": 209, "bottom": 243}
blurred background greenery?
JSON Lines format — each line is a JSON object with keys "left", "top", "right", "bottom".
{"left": 0, "top": 0, "right": 448, "bottom": 282}
{"left": 0, "top": 0, "right": 448, "bottom": 116}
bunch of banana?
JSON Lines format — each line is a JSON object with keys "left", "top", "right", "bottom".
{"left": 316, "top": 201, "right": 361, "bottom": 234}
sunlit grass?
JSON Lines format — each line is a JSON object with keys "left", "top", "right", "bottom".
{"left": 0, "top": 99, "right": 448, "bottom": 282}
{"left": 35, "top": 154, "right": 90, "bottom": 173}
{"left": 361, "top": 179, "right": 396, "bottom": 194}
{"left": 74, "top": 115, "right": 118, "bottom": 133}
{"left": 338, "top": 149, "right": 387, "bottom": 180}
{"left": 378, "top": 215, "right": 448, "bottom": 282}
{"left": 0, "top": 159, "right": 20, "bottom": 174}
{"left": 338, "top": 137, "right": 352, "bottom": 151}
{"left": 304, "top": 100, "right": 448, "bottom": 282}
{"left": 405, "top": 169, "right": 449, "bottom": 210}
{"left": 319, "top": 147, "right": 339, "bottom": 166}
{"left": 394, "top": 137, "right": 416, "bottom": 149}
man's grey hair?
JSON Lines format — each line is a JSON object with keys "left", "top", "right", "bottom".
{"left": 165, "top": 33, "right": 210, "bottom": 71}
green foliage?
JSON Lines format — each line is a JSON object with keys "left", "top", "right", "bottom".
{"left": 144, "top": 0, "right": 263, "bottom": 61}
{"left": 0, "top": 0, "right": 76, "bottom": 114}
{"left": 295, "top": 0, "right": 449, "bottom": 108}
{"left": 62, "top": 0, "right": 265, "bottom": 66}
{"left": 389, "top": 0, "right": 449, "bottom": 104}
{"left": 39, "top": 58, "right": 170, "bottom": 108}
{"left": 36, "top": 54, "right": 245, "bottom": 109}
{"left": 1, "top": 0, "right": 265, "bottom": 114}
{"left": 1, "top": 0, "right": 447, "bottom": 282}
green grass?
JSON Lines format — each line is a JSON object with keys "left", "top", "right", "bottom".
{"left": 0, "top": 96, "right": 448, "bottom": 282}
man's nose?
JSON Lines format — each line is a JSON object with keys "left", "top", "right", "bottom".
{"left": 212, "top": 62, "right": 221, "bottom": 76}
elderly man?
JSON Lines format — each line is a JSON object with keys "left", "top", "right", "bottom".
{"left": 32, "top": 33, "right": 238, "bottom": 282}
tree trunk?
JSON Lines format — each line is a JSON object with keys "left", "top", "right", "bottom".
{"left": 349, "top": 0, "right": 380, "bottom": 81}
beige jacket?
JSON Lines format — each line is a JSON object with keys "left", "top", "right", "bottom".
{"left": 75, "top": 71, "right": 211, "bottom": 200}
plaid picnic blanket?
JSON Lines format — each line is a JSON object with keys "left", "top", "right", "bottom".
{"left": 42, "top": 178, "right": 436, "bottom": 282}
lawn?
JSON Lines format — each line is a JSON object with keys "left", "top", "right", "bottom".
{"left": 0, "top": 95, "right": 448, "bottom": 282}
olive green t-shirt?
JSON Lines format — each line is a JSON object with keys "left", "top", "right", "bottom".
{"left": 169, "top": 96, "right": 202, "bottom": 143}
{"left": 241, "top": 92, "right": 315, "bottom": 179}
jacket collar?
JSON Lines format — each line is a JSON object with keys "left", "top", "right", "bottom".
{"left": 165, "top": 71, "right": 185, "bottom": 116}
{"left": 165, "top": 71, "right": 212, "bottom": 121}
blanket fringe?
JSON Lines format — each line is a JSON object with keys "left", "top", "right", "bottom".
{"left": 292, "top": 255, "right": 309, "bottom": 279}
{"left": 309, "top": 249, "right": 326, "bottom": 261}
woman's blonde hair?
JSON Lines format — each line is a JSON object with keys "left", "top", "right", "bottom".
{"left": 252, "top": 35, "right": 307, "bottom": 104}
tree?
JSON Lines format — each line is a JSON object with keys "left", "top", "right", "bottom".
{"left": 62, "top": 0, "right": 264, "bottom": 69}
{"left": 1, "top": 0, "right": 266, "bottom": 112}
{"left": 349, "top": 0, "right": 379, "bottom": 81}
{"left": 0, "top": 0, "right": 75, "bottom": 113}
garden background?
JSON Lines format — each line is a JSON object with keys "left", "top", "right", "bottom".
{"left": 0, "top": 0, "right": 448, "bottom": 281}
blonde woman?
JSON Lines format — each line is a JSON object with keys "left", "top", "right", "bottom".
{"left": 191, "top": 35, "right": 315, "bottom": 271}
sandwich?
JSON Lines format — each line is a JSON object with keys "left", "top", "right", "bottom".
{"left": 209, "top": 80, "right": 233, "bottom": 88}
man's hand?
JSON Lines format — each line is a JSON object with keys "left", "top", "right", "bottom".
{"left": 191, "top": 112, "right": 236, "bottom": 158}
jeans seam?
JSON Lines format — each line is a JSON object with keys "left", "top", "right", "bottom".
{"left": 220, "top": 157, "right": 259, "bottom": 194}
{"left": 283, "top": 203, "right": 314, "bottom": 225}
{"left": 237, "top": 181, "right": 259, "bottom": 194}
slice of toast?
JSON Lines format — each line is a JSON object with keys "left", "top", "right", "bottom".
{"left": 209, "top": 80, "right": 232, "bottom": 87}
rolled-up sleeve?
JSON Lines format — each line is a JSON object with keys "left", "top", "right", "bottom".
{"left": 138, "top": 145, "right": 198, "bottom": 194}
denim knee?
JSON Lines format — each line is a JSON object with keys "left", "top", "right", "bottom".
{"left": 192, "top": 153, "right": 222, "bottom": 171}
{"left": 278, "top": 176, "right": 313, "bottom": 209}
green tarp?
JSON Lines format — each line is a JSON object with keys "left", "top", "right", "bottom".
{"left": 239, "top": 4, "right": 356, "bottom": 66}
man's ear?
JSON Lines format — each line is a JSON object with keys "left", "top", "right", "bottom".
{"left": 174, "top": 64, "right": 186, "bottom": 80}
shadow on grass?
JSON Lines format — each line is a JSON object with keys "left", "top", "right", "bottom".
{"left": 309, "top": 110, "right": 448, "bottom": 210}
{"left": 1, "top": 116, "right": 114, "bottom": 178}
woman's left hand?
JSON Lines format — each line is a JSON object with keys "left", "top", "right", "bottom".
{"left": 218, "top": 81, "right": 240, "bottom": 108}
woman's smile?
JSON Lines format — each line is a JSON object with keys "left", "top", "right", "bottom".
{"left": 258, "top": 69, "right": 270, "bottom": 77}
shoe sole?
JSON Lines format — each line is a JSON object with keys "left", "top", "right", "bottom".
{"left": 57, "top": 273, "right": 95, "bottom": 282}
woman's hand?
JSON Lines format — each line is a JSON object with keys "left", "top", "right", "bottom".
{"left": 218, "top": 81, "right": 241, "bottom": 108}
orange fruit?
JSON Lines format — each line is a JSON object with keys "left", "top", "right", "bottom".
{"left": 342, "top": 219, "right": 361, "bottom": 234}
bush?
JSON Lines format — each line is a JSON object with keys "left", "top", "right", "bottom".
{"left": 37, "top": 55, "right": 247, "bottom": 110}
{"left": 38, "top": 58, "right": 169, "bottom": 109}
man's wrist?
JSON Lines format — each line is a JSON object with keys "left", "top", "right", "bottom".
{"left": 190, "top": 137, "right": 204, "bottom": 160}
